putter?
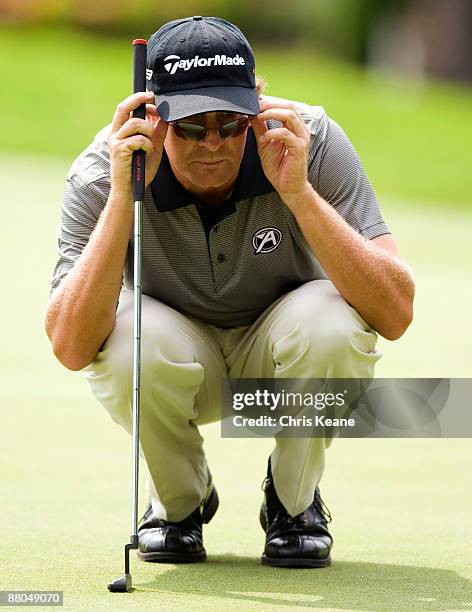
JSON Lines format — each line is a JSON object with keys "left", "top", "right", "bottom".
{"left": 108, "top": 38, "right": 147, "bottom": 593}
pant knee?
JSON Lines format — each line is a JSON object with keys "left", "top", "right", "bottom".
{"left": 272, "top": 280, "right": 379, "bottom": 373}
{"left": 96, "top": 293, "right": 204, "bottom": 374}
{"left": 84, "top": 294, "right": 206, "bottom": 425}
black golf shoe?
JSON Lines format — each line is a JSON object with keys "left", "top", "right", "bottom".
{"left": 260, "top": 463, "right": 333, "bottom": 568}
{"left": 137, "top": 483, "right": 219, "bottom": 563}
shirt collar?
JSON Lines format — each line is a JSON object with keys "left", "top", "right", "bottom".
{"left": 149, "top": 127, "right": 275, "bottom": 212}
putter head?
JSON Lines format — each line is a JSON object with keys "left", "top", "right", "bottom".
{"left": 108, "top": 573, "right": 133, "bottom": 593}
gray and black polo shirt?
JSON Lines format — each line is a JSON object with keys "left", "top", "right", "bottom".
{"left": 49, "top": 100, "right": 390, "bottom": 328}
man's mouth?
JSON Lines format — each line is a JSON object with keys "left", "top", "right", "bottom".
{"left": 195, "top": 160, "right": 225, "bottom": 165}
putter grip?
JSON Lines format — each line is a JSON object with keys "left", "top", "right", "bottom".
{"left": 132, "top": 39, "right": 147, "bottom": 202}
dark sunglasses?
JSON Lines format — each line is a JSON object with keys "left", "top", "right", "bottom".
{"left": 170, "top": 116, "right": 250, "bottom": 141}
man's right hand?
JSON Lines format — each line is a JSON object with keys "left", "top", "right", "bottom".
{"left": 108, "top": 91, "right": 168, "bottom": 197}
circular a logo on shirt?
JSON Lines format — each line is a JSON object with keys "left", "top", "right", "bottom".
{"left": 252, "top": 227, "right": 283, "bottom": 254}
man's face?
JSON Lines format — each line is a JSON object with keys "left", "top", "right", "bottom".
{"left": 164, "top": 111, "right": 248, "bottom": 198}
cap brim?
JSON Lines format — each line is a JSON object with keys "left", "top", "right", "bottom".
{"left": 155, "top": 85, "right": 260, "bottom": 122}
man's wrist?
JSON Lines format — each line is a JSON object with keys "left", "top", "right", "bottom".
{"left": 279, "top": 181, "right": 317, "bottom": 214}
{"left": 109, "top": 185, "right": 134, "bottom": 207}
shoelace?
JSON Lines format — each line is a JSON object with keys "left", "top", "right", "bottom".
{"left": 261, "top": 476, "right": 271, "bottom": 492}
{"left": 314, "top": 488, "right": 333, "bottom": 524}
{"left": 262, "top": 476, "right": 333, "bottom": 524}
{"left": 138, "top": 504, "right": 201, "bottom": 530}
{"left": 138, "top": 505, "right": 153, "bottom": 527}
{"left": 139, "top": 504, "right": 168, "bottom": 527}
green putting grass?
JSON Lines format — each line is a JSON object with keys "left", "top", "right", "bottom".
{"left": 0, "top": 156, "right": 471, "bottom": 611}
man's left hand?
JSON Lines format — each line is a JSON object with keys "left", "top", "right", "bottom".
{"left": 251, "top": 96, "right": 311, "bottom": 204}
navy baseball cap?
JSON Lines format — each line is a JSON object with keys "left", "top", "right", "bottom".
{"left": 146, "top": 16, "right": 260, "bottom": 122}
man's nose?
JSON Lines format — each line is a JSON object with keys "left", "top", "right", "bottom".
{"left": 198, "top": 129, "right": 225, "bottom": 151}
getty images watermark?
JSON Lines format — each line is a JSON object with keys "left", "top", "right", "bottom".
{"left": 220, "top": 379, "right": 472, "bottom": 438}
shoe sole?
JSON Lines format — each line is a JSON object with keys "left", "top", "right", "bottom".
{"left": 138, "top": 550, "right": 207, "bottom": 563}
{"left": 261, "top": 554, "right": 331, "bottom": 568}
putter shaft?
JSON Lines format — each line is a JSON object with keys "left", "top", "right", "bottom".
{"left": 131, "top": 198, "right": 142, "bottom": 537}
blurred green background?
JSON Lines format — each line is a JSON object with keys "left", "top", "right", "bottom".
{"left": 1, "top": 1, "right": 471, "bottom": 610}
{"left": 1, "top": 0, "right": 472, "bottom": 206}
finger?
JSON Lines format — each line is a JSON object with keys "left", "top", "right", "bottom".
{"left": 151, "top": 117, "right": 168, "bottom": 151}
{"left": 110, "top": 91, "right": 154, "bottom": 133}
{"left": 110, "top": 134, "right": 154, "bottom": 156}
{"left": 250, "top": 115, "right": 268, "bottom": 140}
{"left": 258, "top": 94, "right": 298, "bottom": 111}
{"left": 257, "top": 108, "right": 308, "bottom": 139}
{"left": 115, "top": 116, "right": 154, "bottom": 141}
{"left": 257, "top": 95, "right": 308, "bottom": 135}
{"left": 145, "top": 103, "right": 158, "bottom": 126}
{"left": 145, "top": 103, "right": 158, "bottom": 115}
{"left": 258, "top": 127, "right": 302, "bottom": 151}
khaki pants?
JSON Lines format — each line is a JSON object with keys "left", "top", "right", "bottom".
{"left": 84, "top": 279, "right": 381, "bottom": 521}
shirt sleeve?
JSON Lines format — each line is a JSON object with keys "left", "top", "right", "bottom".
{"left": 309, "top": 117, "right": 390, "bottom": 240}
{"left": 48, "top": 175, "right": 108, "bottom": 298}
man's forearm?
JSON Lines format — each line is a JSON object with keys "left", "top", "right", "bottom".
{"left": 45, "top": 189, "right": 134, "bottom": 370}
{"left": 282, "top": 183, "right": 415, "bottom": 340}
